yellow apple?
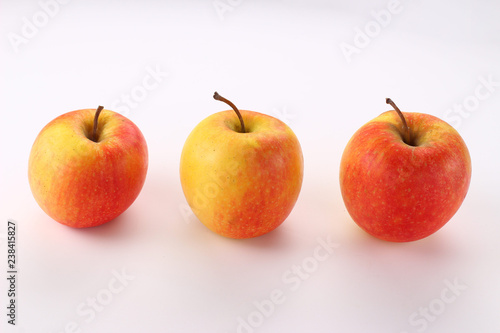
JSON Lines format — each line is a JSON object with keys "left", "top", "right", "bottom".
{"left": 28, "top": 106, "right": 148, "bottom": 228}
{"left": 180, "top": 93, "right": 304, "bottom": 239}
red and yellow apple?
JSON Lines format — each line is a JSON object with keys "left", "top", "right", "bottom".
{"left": 28, "top": 106, "right": 148, "bottom": 228}
{"left": 179, "top": 93, "right": 304, "bottom": 239}
{"left": 339, "top": 99, "right": 471, "bottom": 242}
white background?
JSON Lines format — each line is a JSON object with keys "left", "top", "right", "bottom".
{"left": 1, "top": 0, "right": 500, "bottom": 332}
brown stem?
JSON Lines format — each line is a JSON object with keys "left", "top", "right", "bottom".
{"left": 386, "top": 98, "right": 411, "bottom": 145}
{"left": 92, "top": 106, "right": 104, "bottom": 142}
{"left": 213, "top": 92, "right": 246, "bottom": 133}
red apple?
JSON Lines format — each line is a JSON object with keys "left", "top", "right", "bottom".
{"left": 179, "top": 92, "right": 304, "bottom": 239}
{"left": 28, "top": 106, "right": 148, "bottom": 228}
{"left": 339, "top": 99, "right": 471, "bottom": 242}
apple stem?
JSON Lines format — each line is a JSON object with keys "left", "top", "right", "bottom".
{"left": 386, "top": 98, "right": 411, "bottom": 145}
{"left": 92, "top": 106, "right": 104, "bottom": 142}
{"left": 213, "top": 92, "right": 246, "bottom": 133}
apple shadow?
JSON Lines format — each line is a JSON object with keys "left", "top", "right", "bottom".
{"left": 332, "top": 214, "right": 468, "bottom": 292}
{"left": 63, "top": 210, "right": 135, "bottom": 240}
{"left": 343, "top": 215, "right": 460, "bottom": 256}
{"left": 236, "top": 222, "right": 297, "bottom": 251}
{"left": 347, "top": 217, "right": 462, "bottom": 256}
{"left": 304, "top": 215, "right": 471, "bottom": 319}
{"left": 71, "top": 165, "right": 184, "bottom": 240}
{"left": 181, "top": 213, "right": 300, "bottom": 255}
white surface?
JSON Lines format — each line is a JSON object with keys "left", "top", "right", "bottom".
{"left": 1, "top": 1, "right": 500, "bottom": 332}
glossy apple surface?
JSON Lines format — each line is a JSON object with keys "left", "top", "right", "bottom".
{"left": 340, "top": 110, "right": 471, "bottom": 242}
{"left": 180, "top": 110, "right": 303, "bottom": 239}
{"left": 28, "top": 108, "right": 148, "bottom": 228}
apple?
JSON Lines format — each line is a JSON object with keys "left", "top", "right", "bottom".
{"left": 339, "top": 99, "right": 471, "bottom": 242}
{"left": 28, "top": 106, "right": 148, "bottom": 228}
{"left": 179, "top": 92, "right": 304, "bottom": 239}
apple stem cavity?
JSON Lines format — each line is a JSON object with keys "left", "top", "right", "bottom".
{"left": 386, "top": 98, "right": 412, "bottom": 145}
{"left": 92, "top": 106, "right": 104, "bottom": 142}
{"left": 213, "top": 92, "right": 246, "bottom": 133}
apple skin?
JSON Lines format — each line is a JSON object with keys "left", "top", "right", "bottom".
{"left": 28, "top": 109, "right": 148, "bottom": 228}
{"left": 339, "top": 111, "right": 471, "bottom": 242}
{"left": 180, "top": 110, "right": 304, "bottom": 239}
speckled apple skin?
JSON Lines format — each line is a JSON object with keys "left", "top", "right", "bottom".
{"left": 28, "top": 109, "right": 148, "bottom": 228}
{"left": 340, "top": 111, "right": 471, "bottom": 242}
{"left": 180, "top": 110, "right": 304, "bottom": 239}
